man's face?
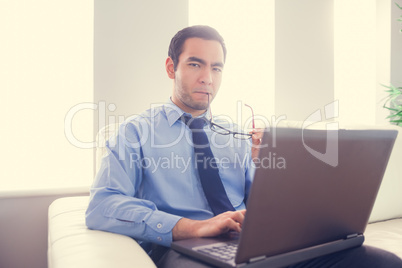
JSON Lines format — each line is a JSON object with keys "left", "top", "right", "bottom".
{"left": 167, "top": 37, "right": 224, "bottom": 116}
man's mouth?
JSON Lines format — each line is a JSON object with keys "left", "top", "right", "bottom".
{"left": 194, "top": 91, "right": 211, "bottom": 96}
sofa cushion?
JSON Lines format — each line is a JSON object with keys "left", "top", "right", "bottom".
{"left": 364, "top": 218, "right": 402, "bottom": 258}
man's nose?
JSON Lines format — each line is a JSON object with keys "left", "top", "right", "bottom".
{"left": 199, "top": 69, "right": 213, "bottom": 85}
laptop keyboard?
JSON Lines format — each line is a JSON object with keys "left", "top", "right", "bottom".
{"left": 196, "top": 242, "right": 238, "bottom": 261}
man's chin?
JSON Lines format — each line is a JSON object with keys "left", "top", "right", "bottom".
{"left": 186, "top": 102, "right": 208, "bottom": 112}
{"left": 192, "top": 105, "right": 208, "bottom": 111}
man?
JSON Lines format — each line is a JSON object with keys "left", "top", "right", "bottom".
{"left": 86, "top": 25, "right": 402, "bottom": 267}
{"left": 87, "top": 25, "right": 257, "bottom": 265}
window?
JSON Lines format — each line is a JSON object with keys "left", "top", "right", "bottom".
{"left": 0, "top": 1, "right": 93, "bottom": 191}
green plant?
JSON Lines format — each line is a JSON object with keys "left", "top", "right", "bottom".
{"left": 383, "top": 84, "right": 402, "bottom": 126}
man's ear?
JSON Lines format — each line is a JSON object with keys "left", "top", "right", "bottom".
{"left": 165, "top": 57, "right": 175, "bottom": 79}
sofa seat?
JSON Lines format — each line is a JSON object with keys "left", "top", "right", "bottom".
{"left": 364, "top": 218, "right": 402, "bottom": 258}
{"left": 48, "top": 196, "right": 402, "bottom": 268}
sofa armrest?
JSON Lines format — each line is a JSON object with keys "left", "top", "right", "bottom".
{"left": 48, "top": 196, "right": 156, "bottom": 268}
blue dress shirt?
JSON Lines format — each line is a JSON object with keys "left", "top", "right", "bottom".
{"left": 86, "top": 100, "right": 254, "bottom": 252}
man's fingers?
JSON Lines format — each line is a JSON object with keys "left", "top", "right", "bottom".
{"left": 250, "top": 128, "right": 263, "bottom": 146}
{"left": 223, "top": 217, "right": 241, "bottom": 233}
{"left": 231, "top": 210, "right": 245, "bottom": 225}
{"left": 220, "top": 210, "right": 246, "bottom": 232}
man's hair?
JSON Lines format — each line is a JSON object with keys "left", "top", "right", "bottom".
{"left": 168, "top": 25, "right": 227, "bottom": 71}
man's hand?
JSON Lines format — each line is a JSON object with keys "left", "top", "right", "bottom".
{"left": 172, "top": 210, "right": 246, "bottom": 241}
{"left": 250, "top": 129, "right": 264, "bottom": 162}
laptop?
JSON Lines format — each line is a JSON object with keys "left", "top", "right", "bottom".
{"left": 171, "top": 127, "right": 398, "bottom": 268}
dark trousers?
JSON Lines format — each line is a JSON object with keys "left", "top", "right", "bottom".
{"left": 152, "top": 245, "right": 402, "bottom": 268}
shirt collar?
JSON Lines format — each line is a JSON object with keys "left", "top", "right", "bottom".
{"left": 164, "top": 98, "right": 211, "bottom": 127}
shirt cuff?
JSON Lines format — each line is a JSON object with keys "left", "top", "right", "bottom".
{"left": 145, "top": 210, "right": 182, "bottom": 246}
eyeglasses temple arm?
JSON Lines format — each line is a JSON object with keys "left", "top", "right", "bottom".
{"left": 244, "top": 104, "right": 255, "bottom": 129}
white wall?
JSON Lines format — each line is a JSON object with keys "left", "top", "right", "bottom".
{"left": 275, "top": 0, "right": 335, "bottom": 121}
{"left": 391, "top": 0, "right": 402, "bottom": 87}
{"left": 94, "top": 0, "right": 189, "bottom": 140}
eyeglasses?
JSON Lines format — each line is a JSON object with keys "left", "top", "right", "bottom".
{"left": 208, "top": 97, "right": 255, "bottom": 140}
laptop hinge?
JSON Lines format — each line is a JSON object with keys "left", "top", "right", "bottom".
{"left": 346, "top": 233, "right": 359, "bottom": 239}
{"left": 249, "top": 255, "right": 266, "bottom": 263}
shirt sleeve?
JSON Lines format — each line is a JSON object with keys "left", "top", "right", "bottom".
{"left": 85, "top": 122, "right": 182, "bottom": 247}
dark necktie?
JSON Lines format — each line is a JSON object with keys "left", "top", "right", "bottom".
{"left": 185, "top": 116, "right": 235, "bottom": 215}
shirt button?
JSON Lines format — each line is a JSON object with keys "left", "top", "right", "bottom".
{"left": 157, "top": 223, "right": 163, "bottom": 229}
{"left": 157, "top": 237, "right": 162, "bottom": 241}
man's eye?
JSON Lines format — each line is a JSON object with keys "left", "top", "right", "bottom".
{"left": 213, "top": 68, "right": 223, "bottom": 72}
{"left": 189, "top": 63, "right": 200, "bottom": 67}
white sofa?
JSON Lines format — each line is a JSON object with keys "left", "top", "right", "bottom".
{"left": 47, "top": 124, "right": 402, "bottom": 268}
